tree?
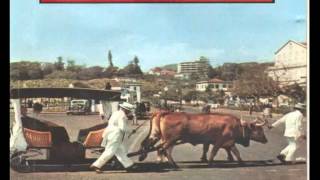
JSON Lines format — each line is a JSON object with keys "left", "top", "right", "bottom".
{"left": 108, "top": 50, "right": 113, "bottom": 67}
{"left": 103, "top": 66, "right": 118, "bottom": 78}
{"left": 183, "top": 90, "right": 198, "bottom": 102}
{"left": 220, "top": 63, "right": 239, "bottom": 81}
{"left": 66, "top": 60, "right": 83, "bottom": 72}
{"left": 119, "top": 57, "right": 143, "bottom": 77}
{"left": 232, "top": 65, "right": 281, "bottom": 102}
{"left": 54, "top": 57, "right": 65, "bottom": 71}
{"left": 10, "top": 61, "right": 43, "bottom": 80}
{"left": 41, "top": 63, "right": 55, "bottom": 76}
{"left": 199, "top": 56, "right": 209, "bottom": 61}
{"left": 133, "top": 56, "right": 139, "bottom": 66}
{"left": 189, "top": 72, "right": 201, "bottom": 81}
{"left": 283, "top": 83, "right": 306, "bottom": 103}
{"left": 207, "top": 66, "right": 221, "bottom": 79}
{"left": 205, "top": 85, "right": 212, "bottom": 93}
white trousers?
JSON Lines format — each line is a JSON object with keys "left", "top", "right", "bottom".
{"left": 92, "top": 130, "right": 134, "bottom": 169}
{"left": 280, "top": 137, "right": 298, "bottom": 161}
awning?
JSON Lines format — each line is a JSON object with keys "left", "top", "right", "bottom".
{"left": 10, "top": 88, "right": 122, "bottom": 101}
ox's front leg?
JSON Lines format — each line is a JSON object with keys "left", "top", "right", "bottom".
{"left": 200, "top": 144, "right": 210, "bottom": 162}
{"left": 161, "top": 142, "right": 178, "bottom": 169}
{"left": 208, "top": 140, "right": 226, "bottom": 166}
{"left": 224, "top": 147, "right": 235, "bottom": 162}
{"left": 156, "top": 139, "right": 166, "bottom": 163}
{"left": 230, "top": 145, "right": 243, "bottom": 164}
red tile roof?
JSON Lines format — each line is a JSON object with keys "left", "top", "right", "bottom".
{"left": 208, "top": 78, "right": 224, "bottom": 83}
{"left": 151, "top": 67, "right": 162, "bottom": 72}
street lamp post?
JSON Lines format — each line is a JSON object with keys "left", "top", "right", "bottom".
{"left": 176, "top": 89, "right": 182, "bottom": 109}
{"left": 158, "top": 91, "right": 162, "bottom": 108}
{"left": 164, "top": 86, "right": 168, "bottom": 109}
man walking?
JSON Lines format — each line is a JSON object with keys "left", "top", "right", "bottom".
{"left": 268, "top": 103, "right": 306, "bottom": 164}
{"left": 90, "top": 102, "right": 139, "bottom": 173}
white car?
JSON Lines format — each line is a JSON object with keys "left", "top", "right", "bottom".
{"left": 208, "top": 103, "right": 220, "bottom": 109}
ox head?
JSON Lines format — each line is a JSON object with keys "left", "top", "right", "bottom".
{"left": 242, "top": 117, "right": 268, "bottom": 144}
{"left": 138, "top": 112, "right": 161, "bottom": 161}
{"left": 138, "top": 135, "right": 159, "bottom": 161}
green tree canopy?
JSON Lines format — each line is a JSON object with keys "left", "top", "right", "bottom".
{"left": 54, "top": 57, "right": 65, "bottom": 71}
{"left": 10, "top": 61, "right": 43, "bottom": 80}
{"left": 108, "top": 50, "right": 113, "bottom": 67}
{"left": 232, "top": 65, "right": 280, "bottom": 99}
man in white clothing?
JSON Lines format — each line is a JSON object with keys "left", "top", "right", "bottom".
{"left": 90, "top": 102, "right": 138, "bottom": 173}
{"left": 268, "top": 103, "right": 306, "bottom": 164}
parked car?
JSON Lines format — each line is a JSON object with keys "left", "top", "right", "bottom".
{"left": 66, "top": 99, "right": 91, "bottom": 115}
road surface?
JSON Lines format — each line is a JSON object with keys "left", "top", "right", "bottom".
{"left": 10, "top": 107, "right": 308, "bottom": 180}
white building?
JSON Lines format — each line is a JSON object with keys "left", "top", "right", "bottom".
{"left": 121, "top": 82, "right": 142, "bottom": 103}
{"left": 176, "top": 59, "right": 210, "bottom": 79}
{"left": 196, "top": 78, "right": 233, "bottom": 93}
{"left": 266, "top": 40, "right": 307, "bottom": 88}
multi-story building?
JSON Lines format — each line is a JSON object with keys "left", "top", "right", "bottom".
{"left": 266, "top": 40, "right": 307, "bottom": 88}
{"left": 176, "top": 59, "right": 210, "bottom": 79}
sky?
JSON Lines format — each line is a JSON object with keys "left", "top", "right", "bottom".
{"left": 10, "top": 0, "right": 307, "bottom": 71}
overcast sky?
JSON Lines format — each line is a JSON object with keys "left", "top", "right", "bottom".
{"left": 10, "top": 0, "right": 307, "bottom": 71}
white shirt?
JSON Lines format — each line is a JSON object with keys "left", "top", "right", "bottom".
{"left": 272, "top": 110, "right": 304, "bottom": 138}
{"left": 101, "top": 109, "right": 130, "bottom": 146}
{"left": 102, "top": 109, "right": 129, "bottom": 137}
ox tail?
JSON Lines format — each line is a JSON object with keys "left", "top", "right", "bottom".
{"left": 140, "top": 111, "right": 163, "bottom": 146}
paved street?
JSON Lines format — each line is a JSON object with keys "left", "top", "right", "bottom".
{"left": 10, "top": 107, "right": 308, "bottom": 180}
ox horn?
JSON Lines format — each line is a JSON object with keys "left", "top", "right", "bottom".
{"left": 254, "top": 117, "right": 267, "bottom": 127}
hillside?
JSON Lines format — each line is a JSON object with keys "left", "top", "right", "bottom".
{"left": 161, "top": 64, "right": 177, "bottom": 71}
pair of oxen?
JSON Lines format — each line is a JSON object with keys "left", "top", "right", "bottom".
{"left": 137, "top": 111, "right": 269, "bottom": 168}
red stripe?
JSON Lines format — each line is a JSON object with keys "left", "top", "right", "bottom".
{"left": 40, "top": 0, "right": 273, "bottom": 3}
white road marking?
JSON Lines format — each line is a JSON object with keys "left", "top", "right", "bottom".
{"left": 265, "top": 169, "right": 278, "bottom": 172}
{"left": 289, "top": 169, "right": 303, "bottom": 171}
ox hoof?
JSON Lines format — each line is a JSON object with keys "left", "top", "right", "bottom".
{"left": 208, "top": 161, "right": 216, "bottom": 167}
{"left": 171, "top": 165, "right": 180, "bottom": 170}
{"left": 200, "top": 158, "right": 208, "bottom": 163}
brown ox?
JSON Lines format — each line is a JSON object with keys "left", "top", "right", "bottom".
{"left": 138, "top": 112, "right": 268, "bottom": 168}
{"left": 140, "top": 112, "right": 234, "bottom": 163}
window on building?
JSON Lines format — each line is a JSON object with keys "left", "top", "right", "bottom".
{"left": 215, "top": 84, "right": 219, "bottom": 89}
{"left": 222, "top": 84, "right": 226, "bottom": 88}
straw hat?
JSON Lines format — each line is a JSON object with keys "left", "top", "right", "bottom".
{"left": 294, "top": 103, "right": 306, "bottom": 110}
{"left": 119, "top": 102, "right": 134, "bottom": 111}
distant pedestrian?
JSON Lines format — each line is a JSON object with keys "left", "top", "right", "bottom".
{"left": 263, "top": 103, "right": 272, "bottom": 118}
{"left": 249, "top": 102, "right": 253, "bottom": 115}
{"left": 105, "top": 82, "right": 112, "bottom": 90}
{"left": 268, "top": 103, "right": 306, "bottom": 164}
{"left": 202, "top": 105, "right": 211, "bottom": 114}
{"left": 27, "top": 100, "right": 33, "bottom": 108}
{"left": 33, "top": 102, "right": 43, "bottom": 116}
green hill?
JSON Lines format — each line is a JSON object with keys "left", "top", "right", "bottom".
{"left": 161, "top": 64, "right": 177, "bottom": 71}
